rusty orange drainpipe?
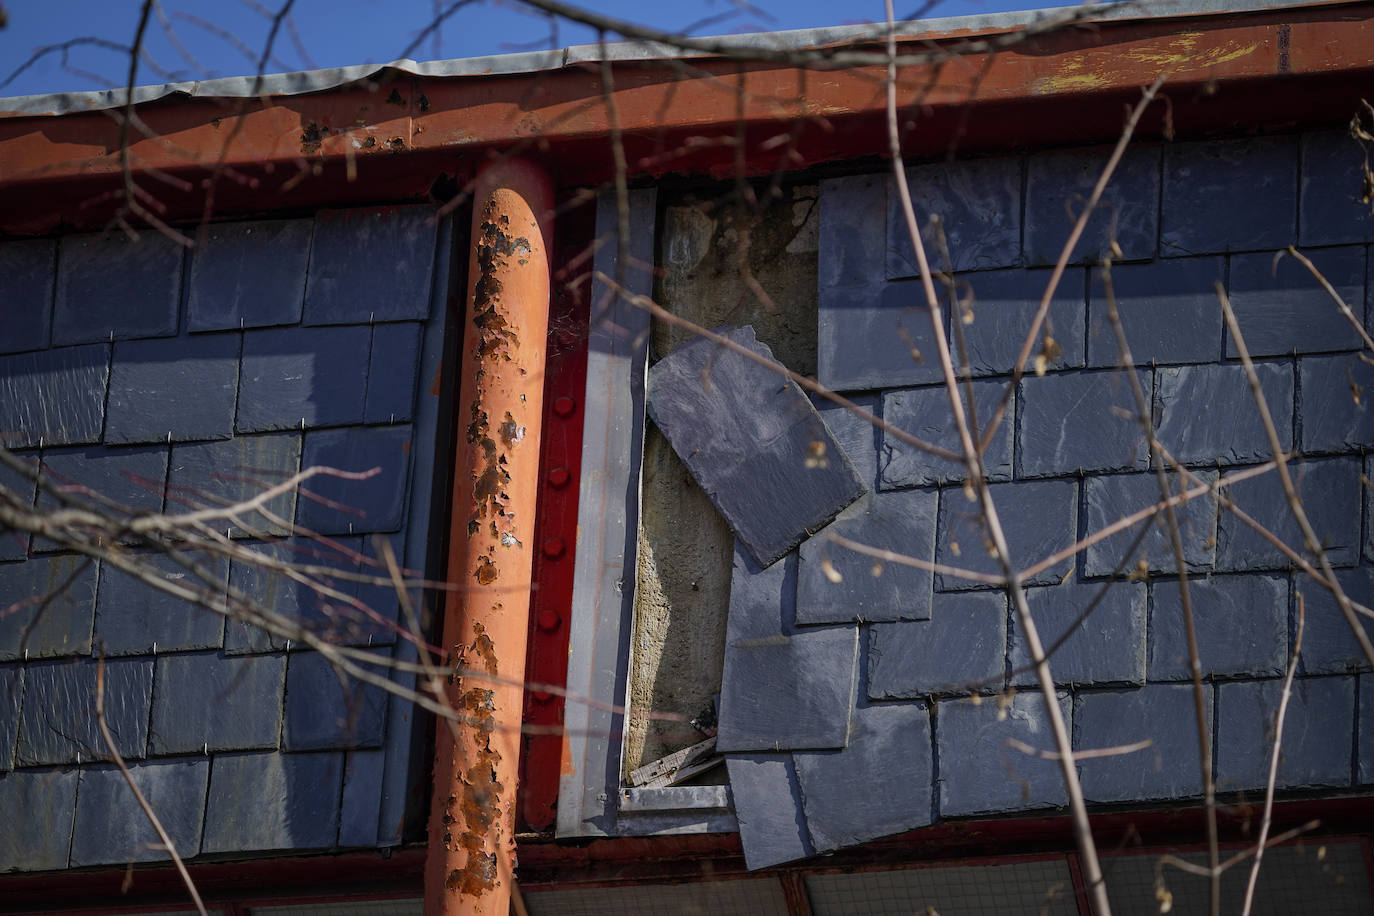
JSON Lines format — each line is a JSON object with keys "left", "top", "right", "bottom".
{"left": 425, "top": 158, "right": 553, "bottom": 916}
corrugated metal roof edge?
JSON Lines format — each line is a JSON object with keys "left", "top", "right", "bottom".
{"left": 0, "top": 0, "right": 1353, "bottom": 118}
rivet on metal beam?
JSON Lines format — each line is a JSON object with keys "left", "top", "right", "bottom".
{"left": 547, "top": 466, "right": 570, "bottom": 488}
{"left": 552, "top": 396, "right": 576, "bottom": 417}
{"left": 537, "top": 609, "right": 562, "bottom": 632}
{"left": 542, "top": 537, "right": 565, "bottom": 558}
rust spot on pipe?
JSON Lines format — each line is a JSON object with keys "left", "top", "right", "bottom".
{"left": 443, "top": 621, "right": 505, "bottom": 897}
{"left": 300, "top": 122, "right": 325, "bottom": 154}
{"left": 474, "top": 555, "right": 498, "bottom": 585}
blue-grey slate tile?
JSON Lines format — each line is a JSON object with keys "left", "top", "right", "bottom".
{"left": 793, "top": 702, "right": 932, "bottom": 853}
{"left": 0, "top": 555, "right": 98, "bottom": 660}
{"left": 338, "top": 748, "right": 386, "bottom": 846}
{"left": 1216, "top": 676, "right": 1354, "bottom": 791}
{"left": 1155, "top": 362, "right": 1293, "bottom": 465}
{"left": 54, "top": 233, "right": 181, "bottom": 345}
{"left": 1083, "top": 471, "right": 1217, "bottom": 578}
{"left": 1161, "top": 137, "right": 1297, "bottom": 256}
{"left": 0, "top": 343, "right": 109, "bottom": 449}
{"left": 1024, "top": 144, "right": 1160, "bottom": 266}
{"left": 38, "top": 444, "right": 168, "bottom": 517}
{"left": 303, "top": 207, "right": 436, "bottom": 325}
{"left": 1075, "top": 684, "right": 1211, "bottom": 803}
{"left": 868, "top": 590, "right": 1006, "bottom": 698}
{"left": 168, "top": 432, "right": 301, "bottom": 538}
{"left": 0, "top": 452, "right": 39, "bottom": 561}
{"left": 225, "top": 538, "right": 367, "bottom": 653}
{"left": 0, "top": 768, "right": 78, "bottom": 872}
{"left": 951, "top": 268, "right": 1086, "bottom": 376}
{"left": 937, "top": 691, "right": 1072, "bottom": 817}
{"left": 647, "top": 326, "right": 865, "bottom": 567}
{"left": 879, "top": 379, "right": 1012, "bottom": 488}
{"left": 365, "top": 322, "right": 423, "bottom": 424}
{"left": 0, "top": 665, "right": 22, "bottom": 771}
{"left": 347, "top": 533, "right": 404, "bottom": 649}
{"left": 1300, "top": 131, "right": 1374, "bottom": 246}
{"left": 797, "top": 489, "right": 936, "bottom": 625}
{"left": 1296, "top": 567, "right": 1374, "bottom": 675}
{"left": 812, "top": 393, "right": 879, "bottom": 489}
{"left": 1216, "top": 457, "right": 1361, "bottom": 571}
{"left": 202, "top": 751, "right": 343, "bottom": 852}
{"left": 1368, "top": 455, "right": 1374, "bottom": 565}
{"left": 187, "top": 219, "right": 311, "bottom": 331}
{"left": 283, "top": 651, "right": 387, "bottom": 751}
{"left": 296, "top": 425, "right": 412, "bottom": 535}
{"left": 1018, "top": 369, "right": 1150, "bottom": 477}
{"left": 1150, "top": 574, "right": 1288, "bottom": 681}
{"left": 887, "top": 156, "right": 1022, "bottom": 278}
{"left": 149, "top": 652, "right": 284, "bottom": 755}
{"left": 1087, "top": 257, "right": 1225, "bottom": 367}
{"left": 935, "top": 479, "right": 1077, "bottom": 590}
{"left": 818, "top": 280, "right": 946, "bottom": 391}
{"left": 717, "top": 626, "right": 858, "bottom": 753}
{"left": 16, "top": 657, "right": 152, "bottom": 765}
{"left": 820, "top": 173, "right": 886, "bottom": 290}
{"left": 105, "top": 334, "right": 240, "bottom": 444}
{"left": 1360, "top": 675, "right": 1374, "bottom": 784}
{"left": 1011, "top": 580, "right": 1146, "bottom": 688}
{"left": 94, "top": 552, "right": 226, "bottom": 656}
{"left": 725, "top": 754, "right": 813, "bottom": 870}
{"left": 70, "top": 758, "right": 209, "bottom": 866}
{"left": 238, "top": 326, "right": 371, "bottom": 432}
{"left": 1226, "top": 246, "right": 1367, "bottom": 357}
{"left": 726, "top": 544, "right": 798, "bottom": 644}
{"left": 0, "top": 239, "right": 55, "bottom": 354}
{"left": 1299, "top": 353, "right": 1374, "bottom": 453}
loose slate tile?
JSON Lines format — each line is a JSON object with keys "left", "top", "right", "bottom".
{"left": 952, "top": 268, "right": 1087, "bottom": 376}
{"left": 202, "top": 751, "right": 343, "bottom": 852}
{"left": 0, "top": 344, "right": 109, "bottom": 449}
{"left": 303, "top": 207, "right": 436, "bottom": 325}
{"left": 296, "top": 425, "right": 412, "bottom": 535}
{"left": 283, "top": 651, "right": 387, "bottom": 750}
{"left": 168, "top": 433, "right": 301, "bottom": 538}
{"left": 1299, "top": 353, "right": 1374, "bottom": 453}
{"left": 338, "top": 749, "right": 386, "bottom": 846}
{"left": 1155, "top": 363, "right": 1293, "bottom": 465}
{"left": 15, "top": 657, "right": 152, "bottom": 765}
{"left": 1300, "top": 131, "right": 1374, "bottom": 247}
{"left": 187, "top": 219, "right": 312, "bottom": 331}
{"left": 1297, "top": 567, "right": 1374, "bottom": 675}
{"left": 105, "top": 334, "right": 240, "bottom": 444}
{"left": 38, "top": 444, "right": 168, "bottom": 517}
{"left": 70, "top": 759, "right": 209, "bottom": 866}
{"left": 1150, "top": 574, "right": 1288, "bottom": 681}
{"left": 0, "top": 768, "right": 78, "bottom": 872}
{"left": 0, "top": 239, "right": 55, "bottom": 354}
{"left": 879, "top": 379, "right": 1012, "bottom": 488}
{"left": 818, "top": 280, "right": 947, "bottom": 391}
{"left": 887, "top": 156, "right": 1022, "bottom": 278}
{"left": 793, "top": 703, "right": 933, "bottom": 852}
{"left": 725, "top": 754, "right": 813, "bottom": 870}
{"left": 1082, "top": 471, "right": 1217, "bottom": 578}
{"left": 867, "top": 590, "right": 1006, "bottom": 698}
{"left": 1018, "top": 369, "right": 1150, "bottom": 477}
{"left": 1024, "top": 144, "right": 1160, "bottom": 266}
{"left": 365, "top": 322, "right": 424, "bottom": 424}
{"left": 0, "top": 666, "right": 22, "bottom": 771}
{"left": 1161, "top": 137, "right": 1298, "bottom": 256}
{"left": 819, "top": 174, "right": 886, "bottom": 290}
{"left": 1215, "top": 677, "right": 1354, "bottom": 791}
{"left": 937, "top": 691, "right": 1072, "bottom": 817}
{"left": 727, "top": 544, "right": 799, "bottom": 644}
{"left": 797, "top": 489, "right": 936, "bottom": 625}
{"left": 717, "top": 626, "right": 858, "bottom": 753}
{"left": 1361, "top": 676, "right": 1374, "bottom": 784}
{"left": 94, "top": 552, "right": 226, "bottom": 656}
{"left": 1227, "top": 246, "right": 1367, "bottom": 357}
{"left": 0, "top": 555, "right": 98, "bottom": 660}
{"left": 238, "top": 326, "right": 371, "bottom": 432}
{"left": 1216, "top": 457, "right": 1361, "bottom": 571}
{"left": 54, "top": 232, "right": 182, "bottom": 345}
{"left": 647, "top": 327, "right": 865, "bottom": 567}
{"left": 812, "top": 393, "right": 879, "bottom": 489}
{"left": 0, "top": 452, "right": 39, "bottom": 561}
{"left": 149, "top": 652, "right": 285, "bottom": 755}
{"left": 1075, "top": 684, "right": 1211, "bottom": 803}
{"left": 1011, "top": 580, "right": 1146, "bottom": 688}
{"left": 935, "top": 479, "right": 1077, "bottom": 590}
{"left": 1087, "top": 258, "right": 1226, "bottom": 367}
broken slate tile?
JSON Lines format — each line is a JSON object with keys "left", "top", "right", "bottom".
{"left": 187, "top": 219, "right": 312, "bottom": 331}
{"left": 1216, "top": 457, "right": 1361, "bottom": 571}
{"left": 1151, "top": 574, "right": 1288, "bottom": 681}
{"left": 725, "top": 754, "right": 813, "bottom": 870}
{"left": 1299, "top": 353, "right": 1374, "bottom": 454}
{"left": 0, "top": 239, "right": 55, "bottom": 355}
{"left": 1011, "top": 579, "right": 1146, "bottom": 688}
{"left": 202, "top": 751, "right": 343, "bottom": 852}
{"left": 94, "top": 551, "right": 227, "bottom": 656}
{"left": 647, "top": 326, "right": 866, "bottom": 567}
{"left": 54, "top": 232, "right": 182, "bottom": 345}
{"left": 149, "top": 652, "right": 285, "bottom": 755}
{"left": 1087, "top": 257, "right": 1225, "bottom": 367}
{"left": 70, "top": 759, "right": 209, "bottom": 866}
{"left": 1018, "top": 369, "right": 1150, "bottom": 476}
{"left": 168, "top": 433, "right": 301, "bottom": 538}
{"left": 296, "top": 425, "right": 412, "bottom": 535}
{"left": 1216, "top": 676, "right": 1354, "bottom": 791}
{"left": 0, "top": 344, "right": 109, "bottom": 449}
{"left": 793, "top": 703, "right": 933, "bottom": 852}
{"left": 879, "top": 379, "right": 1012, "bottom": 488}
{"left": 717, "top": 626, "right": 858, "bottom": 753}
{"left": 0, "top": 768, "right": 78, "bottom": 872}
{"left": 1227, "top": 246, "right": 1367, "bottom": 357}
{"left": 15, "top": 657, "right": 152, "bottom": 765}
{"left": 105, "top": 334, "right": 240, "bottom": 444}
{"left": 0, "top": 555, "right": 98, "bottom": 660}
{"left": 1296, "top": 567, "right": 1374, "bottom": 675}
{"left": 952, "top": 268, "right": 1087, "bottom": 376}
{"left": 935, "top": 479, "right": 1077, "bottom": 590}
{"left": 937, "top": 691, "right": 1072, "bottom": 817}
{"left": 303, "top": 207, "right": 437, "bottom": 325}
{"left": 238, "top": 326, "right": 371, "bottom": 432}
{"left": 1075, "top": 684, "right": 1212, "bottom": 803}
{"left": 868, "top": 590, "right": 1005, "bottom": 699}
{"left": 888, "top": 156, "right": 1022, "bottom": 278}
{"left": 1024, "top": 144, "right": 1160, "bottom": 266}
{"left": 1082, "top": 471, "right": 1217, "bottom": 578}
{"left": 283, "top": 650, "right": 387, "bottom": 750}
{"left": 365, "top": 322, "right": 424, "bottom": 424}
{"left": 797, "top": 489, "right": 936, "bottom": 625}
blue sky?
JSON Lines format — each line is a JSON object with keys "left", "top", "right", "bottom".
{"left": 0, "top": 0, "right": 1061, "bottom": 99}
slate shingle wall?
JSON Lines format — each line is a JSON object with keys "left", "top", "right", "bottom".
{"left": 0, "top": 206, "right": 446, "bottom": 873}
{"left": 719, "top": 128, "right": 1374, "bottom": 868}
